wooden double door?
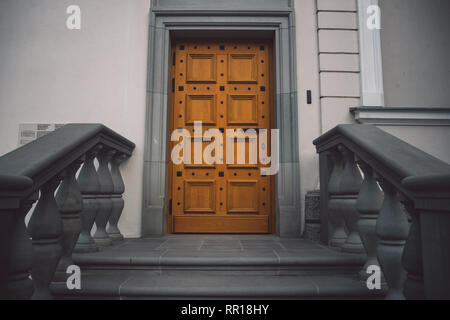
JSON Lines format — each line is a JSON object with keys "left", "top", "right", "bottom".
{"left": 168, "top": 39, "right": 274, "bottom": 233}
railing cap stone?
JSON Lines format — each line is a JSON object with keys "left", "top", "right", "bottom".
{"left": 313, "top": 124, "right": 450, "bottom": 183}
{"left": 0, "top": 124, "right": 135, "bottom": 196}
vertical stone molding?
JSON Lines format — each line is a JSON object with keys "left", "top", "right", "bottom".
{"left": 327, "top": 149, "right": 348, "bottom": 247}
{"left": 338, "top": 146, "right": 364, "bottom": 253}
{"left": 54, "top": 159, "right": 83, "bottom": 282}
{"left": 357, "top": 0, "right": 385, "bottom": 106}
{"left": 376, "top": 179, "right": 409, "bottom": 300}
{"left": 28, "top": 176, "right": 63, "bottom": 300}
{"left": 75, "top": 147, "right": 102, "bottom": 253}
{"left": 107, "top": 153, "right": 127, "bottom": 242}
{"left": 401, "top": 199, "right": 425, "bottom": 299}
{"left": 93, "top": 148, "right": 116, "bottom": 246}
{"left": 356, "top": 160, "right": 383, "bottom": 279}
{"left": 7, "top": 193, "right": 38, "bottom": 299}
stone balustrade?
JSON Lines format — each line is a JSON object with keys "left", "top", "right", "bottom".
{"left": 314, "top": 124, "right": 450, "bottom": 300}
{"left": 0, "top": 124, "right": 134, "bottom": 299}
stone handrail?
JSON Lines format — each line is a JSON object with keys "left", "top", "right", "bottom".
{"left": 314, "top": 124, "right": 450, "bottom": 299}
{"left": 0, "top": 124, "right": 135, "bottom": 299}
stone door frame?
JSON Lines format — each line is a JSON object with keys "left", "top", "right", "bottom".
{"left": 142, "top": 1, "right": 301, "bottom": 237}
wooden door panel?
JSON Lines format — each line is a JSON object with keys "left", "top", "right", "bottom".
{"left": 228, "top": 54, "right": 258, "bottom": 83}
{"left": 184, "top": 180, "right": 216, "bottom": 213}
{"left": 226, "top": 137, "right": 259, "bottom": 167}
{"left": 169, "top": 40, "right": 273, "bottom": 234}
{"left": 184, "top": 130, "right": 219, "bottom": 168}
{"left": 227, "top": 180, "right": 259, "bottom": 213}
{"left": 187, "top": 54, "right": 217, "bottom": 83}
{"left": 227, "top": 94, "right": 258, "bottom": 125}
{"left": 173, "top": 216, "right": 269, "bottom": 233}
{"left": 185, "top": 94, "right": 217, "bottom": 125}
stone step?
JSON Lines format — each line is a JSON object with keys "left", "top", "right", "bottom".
{"left": 51, "top": 272, "right": 386, "bottom": 300}
{"left": 55, "top": 237, "right": 383, "bottom": 299}
{"left": 72, "top": 237, "right": 367, "bottom": 276}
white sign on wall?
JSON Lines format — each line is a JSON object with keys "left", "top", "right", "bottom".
{"left": 19, "top": 123, "right": 65, "bottom": 146}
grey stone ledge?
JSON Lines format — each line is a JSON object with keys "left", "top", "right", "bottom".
{"left": 350, "top": 106, "right": 450, "bottom": 126}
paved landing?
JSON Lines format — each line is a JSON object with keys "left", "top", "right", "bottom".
{"left": 54, "top": 236, "right": 386, "bottom": 299}
{"left": 73, "top": 235, "right": 366, "bottom": 269}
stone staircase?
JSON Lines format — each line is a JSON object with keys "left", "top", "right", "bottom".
{"left": 51, "top": 235, "right": 386, "bottom": 299}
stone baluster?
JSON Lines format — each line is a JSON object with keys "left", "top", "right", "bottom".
{"left": 401, "top": 198, "right": 425, "bottom": 299}
{"left": 327, "top": 148, "right": 348, "bottom": 247}
{"left": 54, "top": 159, "right": 83, "bottom": 282}
{"left": 28, "top": 176, "right": 63, "bottom": 300}
{"left": 376, "top": 179, "right": 409, "bottom": 300}
{"left": 356, "top": 160, "right": 384, "bottom": 279}
{"left": 338, "top": 146, "right": 364, "bottom": 253}
{"left": 107, "top": 153, "right": 127, "bottom": 242}
{"left": 0, "top": 211, "right": 12, "bottom": 298}
{"left": 7, "top": 192, "right": 38, "bottom": 299}
{"left": 75, "top": 147, "right": 101, "bottom": 253}
{"left": 93, "top": 148, "right": 116, "bottom": 246}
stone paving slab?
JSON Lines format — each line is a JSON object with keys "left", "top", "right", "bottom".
{"left": 59, "top": 236, "right": 382, "bottom": 300}
{"left": 53, "top": 272, "right": 385, "bottom": 300}
{"left": 74, "top": 236, "right": 365, "bottom": 265}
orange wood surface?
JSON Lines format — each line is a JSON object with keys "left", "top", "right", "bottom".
{"left": 168, "top": 40, "right": 274, "bottom": 233}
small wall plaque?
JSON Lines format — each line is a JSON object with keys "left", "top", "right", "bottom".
{"left": 19, "top": 123, "right": 65, "bottom": 146}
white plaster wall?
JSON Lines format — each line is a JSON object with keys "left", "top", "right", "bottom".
{"left": 379, "top": 0, "right": 450, "bottom": 107}
{"left": 0, "top": 0, "right": 150, "bottom": 237}
{"left": 379, "top": 126, "right": 450, "bottom": 164}
{"left": 377, "top": 0, "right": 450, "bottom": 164}
{"left": 7, "top": 0, "right": 436, "bottom": 239}
{"left": 1, "top": 0, "right": 324, "bottom": 239}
